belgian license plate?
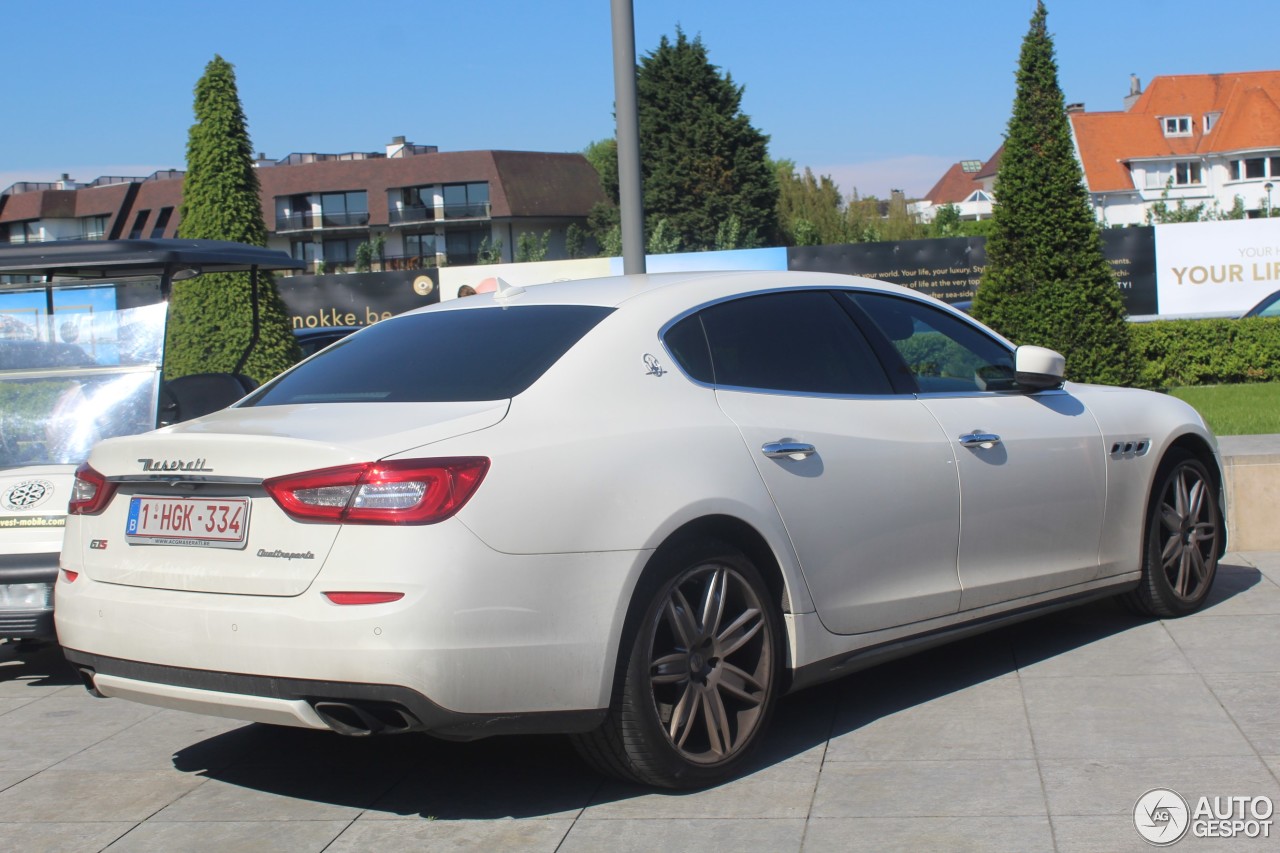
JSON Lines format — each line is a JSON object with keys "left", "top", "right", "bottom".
{"left": 125, "top": 496, "right": 250, "bottom": 549}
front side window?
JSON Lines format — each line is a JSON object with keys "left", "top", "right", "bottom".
{"left": 670, "top": 291, "right": 893, "bottom": 395}
{"left": 846, "top": 292, "right": 1015, "bottom": 394}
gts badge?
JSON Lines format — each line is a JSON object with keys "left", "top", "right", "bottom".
{"left": 90, "top": 539, "right": 108, "bottom": 550}
{"left": 643, "top": 353, "right": 667, "bottom": 378}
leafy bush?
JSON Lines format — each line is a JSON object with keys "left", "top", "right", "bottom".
{"left": 1129, "top": 317, "right": 1280, "bottom": 389}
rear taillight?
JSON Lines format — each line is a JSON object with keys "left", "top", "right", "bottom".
{"left": 68, "top": 463, "right": 117, "bottom": 515}
{"left": 263, "top": 457, "right": 489, "bottom": 525}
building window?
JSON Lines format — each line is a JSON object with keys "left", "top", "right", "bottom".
{"left": 1204, "top": 112, "right": 1220, "bottom": 132}
{"left": 1173, "top": 161, "right": 1203, "bottom": 186}
{"left": 446, "top": 230, "right": 489, "bottom": 264}
{"left": 391, "top": 186, "right": 435, "bottom": 224}
{"left": 321, "top": 237, "right": 363, "bottom": 264}
{"left": 276, "top": 194, "right": 312, "bottom": 230}
{"left": 290, "top": 240, "right": 319, "bottom": 265}
{"left": 128, "top": 210, "right": 150, "bottom": 240}
{"left": 2, "top": 221, "right": 39, "bottom": 243}
{"left": 442, "top": 182, "right": 490, "bottom": 219}
{"left": 81, "top": 215, "right": 108, "bottom": 240}
{"left": 1163, "top": 116, "right": 1192, "bottom": 136}
{"left": 404, "top": 232, "right": 437, "bottom": 261}
{"left": 150, "top": 207, "right": 173, "bottom": 238}
{"left": 1230, "top": 158, "right": 1280, "bottom": 181}
{"left": 320, "top": 191, "right": 369, "bottom": 228}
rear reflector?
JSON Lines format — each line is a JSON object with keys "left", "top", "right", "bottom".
{"left": 264, "top": 457, "right": 489, "bottom": 525}
{"left": 62, "top": 570, "right": 79, "bottom": 583}
{"left": 323, "top": 591, "right": 405, "bottom": 606}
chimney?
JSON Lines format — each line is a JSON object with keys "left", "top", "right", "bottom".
{"left": 253, "top": 152, "right": 274, "bottom": 169}
{"left": 387, "top": 135, "right": 408, "bottom": 158}
{"left": 1065, "top": 102, "right": 1085, "bottom": 113}
{"left": 1124, "top": 74, "right": 1142, "bottom": 111}
{"left": 57, "top": 173, "right": 78, "bottom": 190}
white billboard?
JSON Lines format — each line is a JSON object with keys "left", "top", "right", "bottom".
{"left": 1154, "top": 218, "right": 1280, "bottom": 317}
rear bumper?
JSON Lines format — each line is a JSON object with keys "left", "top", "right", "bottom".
{"left": 55, "top": 532, "right": 648, "bottom": 719}
{"left": 0, "top": 553, "right": 58, "bottom": 640}
{"left": 64, "top": 649, "right": 605, "bottom": 740}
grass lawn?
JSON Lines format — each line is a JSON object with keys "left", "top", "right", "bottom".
{"left": 1168, "top": 382, "right": 1280, "bottom": 436}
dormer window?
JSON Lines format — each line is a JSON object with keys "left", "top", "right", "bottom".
{"left": 1163, "top": 116, "right": 1192, "bottom": 137}
{"left": 1203, "top": 112, "right": 1220, "bottom": 132}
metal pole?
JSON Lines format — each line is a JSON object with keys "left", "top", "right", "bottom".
{"left": 611, "top": 0, "right": 646, "bottom": 274}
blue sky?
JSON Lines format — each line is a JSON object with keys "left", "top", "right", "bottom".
{"left": 3, "top": 1, "right": 1277, "bottom": 199}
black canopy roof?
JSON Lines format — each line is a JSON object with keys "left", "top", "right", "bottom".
{"left": 0, "top": 239, "right": 303, "bottom": 279}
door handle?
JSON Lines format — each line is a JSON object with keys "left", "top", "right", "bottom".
{"left": 959, "top": 431, "right": 1001, "bottom": 449}
{"left": 762, "top": 441, "right": 816, "bottom": 460}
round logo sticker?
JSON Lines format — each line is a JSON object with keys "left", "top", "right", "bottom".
{"left": 1134, "top": 788, "right": 1190, "bottom": 846}
{"left": 412, "top": 275, "right": 436, "bottom": 296}
{"left": 3, "top": 479, "right": 54, "bottom": 512}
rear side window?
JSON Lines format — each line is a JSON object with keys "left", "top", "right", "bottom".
{"left": 247, "top": 305, "right": 612, "bottom": 404}
{"left": 674, "top": 291, "right": 892, "bottom": 395}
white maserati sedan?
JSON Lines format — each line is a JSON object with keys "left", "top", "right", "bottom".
{"left": 56, "top": 271, "right": 1224, "bottom": 788}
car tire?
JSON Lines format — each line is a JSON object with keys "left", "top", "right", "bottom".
{"left": 1125, "top": 450, "right": 1221, "bottom": 618}
{"left": 572, "top": 538, "right": 781, "bottom": 788}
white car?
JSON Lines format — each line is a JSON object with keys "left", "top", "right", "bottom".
{"left": 56, "top": 271, "right": 1224, "bottom": 788}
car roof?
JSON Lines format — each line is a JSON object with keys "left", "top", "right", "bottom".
{"left": 415, "top": 270, "right": 930, "bottom": 314}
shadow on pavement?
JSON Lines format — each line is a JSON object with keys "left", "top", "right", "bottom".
{"left": 164, "top": 562, "right": 1261, "bottom": 819}
{"left": 0, "top": 639, "right": 79, "bottom": 687}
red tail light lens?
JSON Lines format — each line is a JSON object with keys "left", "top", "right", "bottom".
{"left": 68, "top": 463, "right": 117, "bottom": 515}
{"left": 263, "top": 457, "right": 489, "bottom": 525}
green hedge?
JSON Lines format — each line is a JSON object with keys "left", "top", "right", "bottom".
{"left": 1129, "top": 316, "right": 1280, "bottom": 389}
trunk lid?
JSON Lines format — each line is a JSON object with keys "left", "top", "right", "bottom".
{"left": 73, "top": 400, "right": 506, "bottom": 595}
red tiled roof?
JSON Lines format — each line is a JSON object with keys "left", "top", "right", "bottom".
{"left": 1070, "top": 71, "right": 1280, "bottom": 192}
{"left": 922, "top": 162, "right": 979, "bottom": 204}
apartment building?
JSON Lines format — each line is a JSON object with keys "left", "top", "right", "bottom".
{"left": 0, "top": 138, "right": 606, "bottom": 270}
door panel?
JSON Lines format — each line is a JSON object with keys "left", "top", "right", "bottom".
{"left": 717, "top": 390, "right": 961, "bottom": 634}
{"left": 919, "top": 391, "right": 1106, "bottom": 609}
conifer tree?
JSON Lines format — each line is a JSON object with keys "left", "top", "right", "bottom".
{"left": 165, "top": 55, "right": 299, "bottom": 382}
{"left": 635, "top": 29, "right": 778, "bottom": 250}
{"left": 973, "top": 2, "right": 1134, "bottom": 385}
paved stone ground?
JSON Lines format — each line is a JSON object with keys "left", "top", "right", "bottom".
{"left": 2, "top": 552, "right": 1277, "bottom": 853}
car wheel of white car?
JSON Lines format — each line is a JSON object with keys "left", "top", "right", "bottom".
{"left": 1127, "top": 450, "right": 1221, "bottom": 618}
{"left": 574, "top": 539, "right": 781, "bottom": 788}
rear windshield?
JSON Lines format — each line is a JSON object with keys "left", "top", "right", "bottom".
{"left": 246, "top": 305, "right": 612, "bottom": 405}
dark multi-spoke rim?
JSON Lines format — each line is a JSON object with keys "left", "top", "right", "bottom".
{"left": 1156, "top": 463, "right": 1219, "bottom": 602}
{"left": 646, "top": 562, "right": 773, "bottom": 765}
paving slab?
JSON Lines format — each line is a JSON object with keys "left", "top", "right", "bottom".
{"left": 802, "top": 816, "right": 1055, "bottom": 852}
{"left": 4, "top": 550, "right": 1279, "bottom": 852}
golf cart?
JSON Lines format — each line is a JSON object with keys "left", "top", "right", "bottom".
{"left": 0, "top": 239, "right": 302, "bottom": 643}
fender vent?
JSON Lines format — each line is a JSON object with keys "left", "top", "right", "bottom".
{"left": 1109, "top": 439, "right": 1150, "bottom": 458}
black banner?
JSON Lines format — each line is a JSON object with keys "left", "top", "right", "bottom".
{"left": 788, "top": 227, "right": 1157, "bottom": 315}
{"left": 275, "top": 269, "right": 440, "bottom": 330}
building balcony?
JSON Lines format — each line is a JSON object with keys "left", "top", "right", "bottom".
{"left": 275, "top": 211, "right": 371, "bottom": 233}
{"left": 388, "top": 205, "right": 436, "bottom": 225}
{"left": 387, "top": 202, "right": 491, "bottom": 226}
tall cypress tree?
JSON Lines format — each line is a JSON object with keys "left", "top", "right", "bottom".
{"left": 636, "top": 29, "right": 778, "bottom": 251}
{"left": 973, "top": 2, "right": 1134, "bottom": 386}
{"left": 165, "top": 55, "right": 299, "bottom": 383}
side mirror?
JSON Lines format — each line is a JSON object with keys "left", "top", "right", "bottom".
{"left": 1014, "top": 345, "right": 1065, "bottom": 391}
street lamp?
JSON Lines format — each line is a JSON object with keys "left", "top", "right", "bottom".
{"left": 1266, "top": 182, "right": 1274, "bottom": 218}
